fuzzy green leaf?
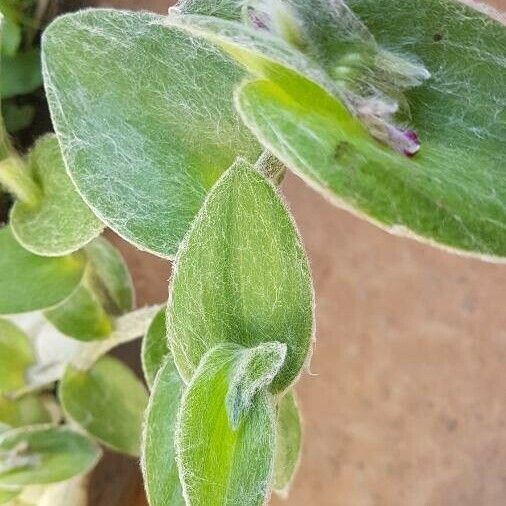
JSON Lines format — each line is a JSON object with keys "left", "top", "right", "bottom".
{"left": 171, "top": 0, "right": 243, "bottom": 19}
{"left": 10, "top": 135, "right": 103, "bottom": 257}
{"left": 59, "top": 356, "right": 148, "bottom": 456}
{"left": 0, "top": 426, "right": 101, "bottom": 487}
{"left": 176, "top": 343, "right": 276, "bottom": 506}
{"left": 44, "top": 237, "right": 134, "bottom": 342}
{"left": 273, "top": 390, "right": 302, "bottom": 495}
{"left": 172, "top": 2, "right": 506, "bottom": 259}
{"left": 141, "top": 308, "right": 168, "bottom": 389}
{"left": 168, "top": 159, "right": 313, "bottom": 392}
{"left": 1, "top": 49, "right": 42, "bottom": 99}
{"left": 141, "top": 353, "right": 184, "bottom": 506}
{"left": 42, "top": 9, "right": 260, "bottom": 258}
{"left": 226, "top": 341, "right": 286, "bottom": 429}
{"left": 0, "top": 395, "right": 52, "bottom": 433}
{"left": 0, "top": 319, "right": 33, "bottom": 393}
{"left": 0, "top": 227, "right": 86, "bottom": 315}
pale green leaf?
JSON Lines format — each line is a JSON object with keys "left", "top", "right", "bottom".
{"left": 176, "top": 343, "right": 276, "bottom": 506}
{"left": 44, "top": 273, "right": 112, "bottom": 342}
{"left": 0, "top": 319, "right": 33, "bottom": 393}
{"left": 42, "top": 9, "right": 260, "bottom": 258}
{"left": 1, "top": 50, "right": 42, "bottom": 99}
{"left": 0, "top": 395, "right": 51, "bottom": 433}
{"left": 141, "top": 353, "right": 184, "bottom": 506}
{"left": 44, "top": 237, "right": 134, "bottom": 342}
{"left": 0, "top": 425, "right": 101, "bottom": 487}
{"left": 168, "top": 159, "right": 313, "bottom": 392}
{"left": 59, "top": 356, "right": 149, "bottom": 456}
{"left": 172, "top": 2, "right": 506, "bottom": 259}
{"left": 0, "top": 488, "right": 19, "bottom": 504}
{"left": 84, "top": 237, "right": 134, "bottom": 314}
{"left": 273, "top": 390, "right": 301, "bottom": 495}
{"left": 141, "top": 308, "right": 168, "bottom": 389}
{"left": 10, "top": 135, "right": 103, "bottom": 257}
{"left": 0, "top": 227, "right": 86, "bottom": 315}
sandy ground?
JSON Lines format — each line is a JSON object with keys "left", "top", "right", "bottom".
{"left": 82, "top": 0, "right": 506, "bottom": 504}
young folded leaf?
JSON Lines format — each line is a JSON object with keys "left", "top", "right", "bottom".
{"left": 42, "top": 9, "right": 260, "bottom": 258}
{"left": 226, "top": 341, "right": 286, "bottom": 429}
{"left": 0, "top": 319, "right": 33, "bottom": 393}
{"left": 141, "top": 353, "right": 184, "bottom": 506}
{"left": 0, "top": 227, "right": 86, "bottom": 315}
{"left": 168, "top": 159, "right": 314, "bottom": 392}
{"left": 0, "top": 426, "right": 101, "bottom": 487}
{"left": 176, "top": 343, "right": 277, "bottom": 506}
{"left": 10, "top": 135, "right": 103, "bottom": 257}
{"left": 44, "top": 237, "right": 134, "bottom": 342}
{"left": 59, "top": 356, "right": 148, "bottom": 456}
{"left": 141, "top": 308, "right": 169, "bottom": 389}
{"left": 273, "top": 390, "right": 302, "bottom": 495}
{"left": 170, "top": 0, "right": 506, "bottom": 260}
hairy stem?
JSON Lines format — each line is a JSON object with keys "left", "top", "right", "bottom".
{"left": 0, "top": 155, "right": 42, "bottom": 207}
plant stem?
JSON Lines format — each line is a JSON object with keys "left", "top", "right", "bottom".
{"left": 0, "top": 155, "right": 42, "bottom": 207}
{"left": 255, "top": 151, "right": 286, "bottom": 185}
{"left": 0, "top": 113, "right": 14, "bottom": 161}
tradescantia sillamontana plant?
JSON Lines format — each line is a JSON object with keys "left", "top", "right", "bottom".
{"left": 0, "top": 0, "right": 504, "bottom": 504}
